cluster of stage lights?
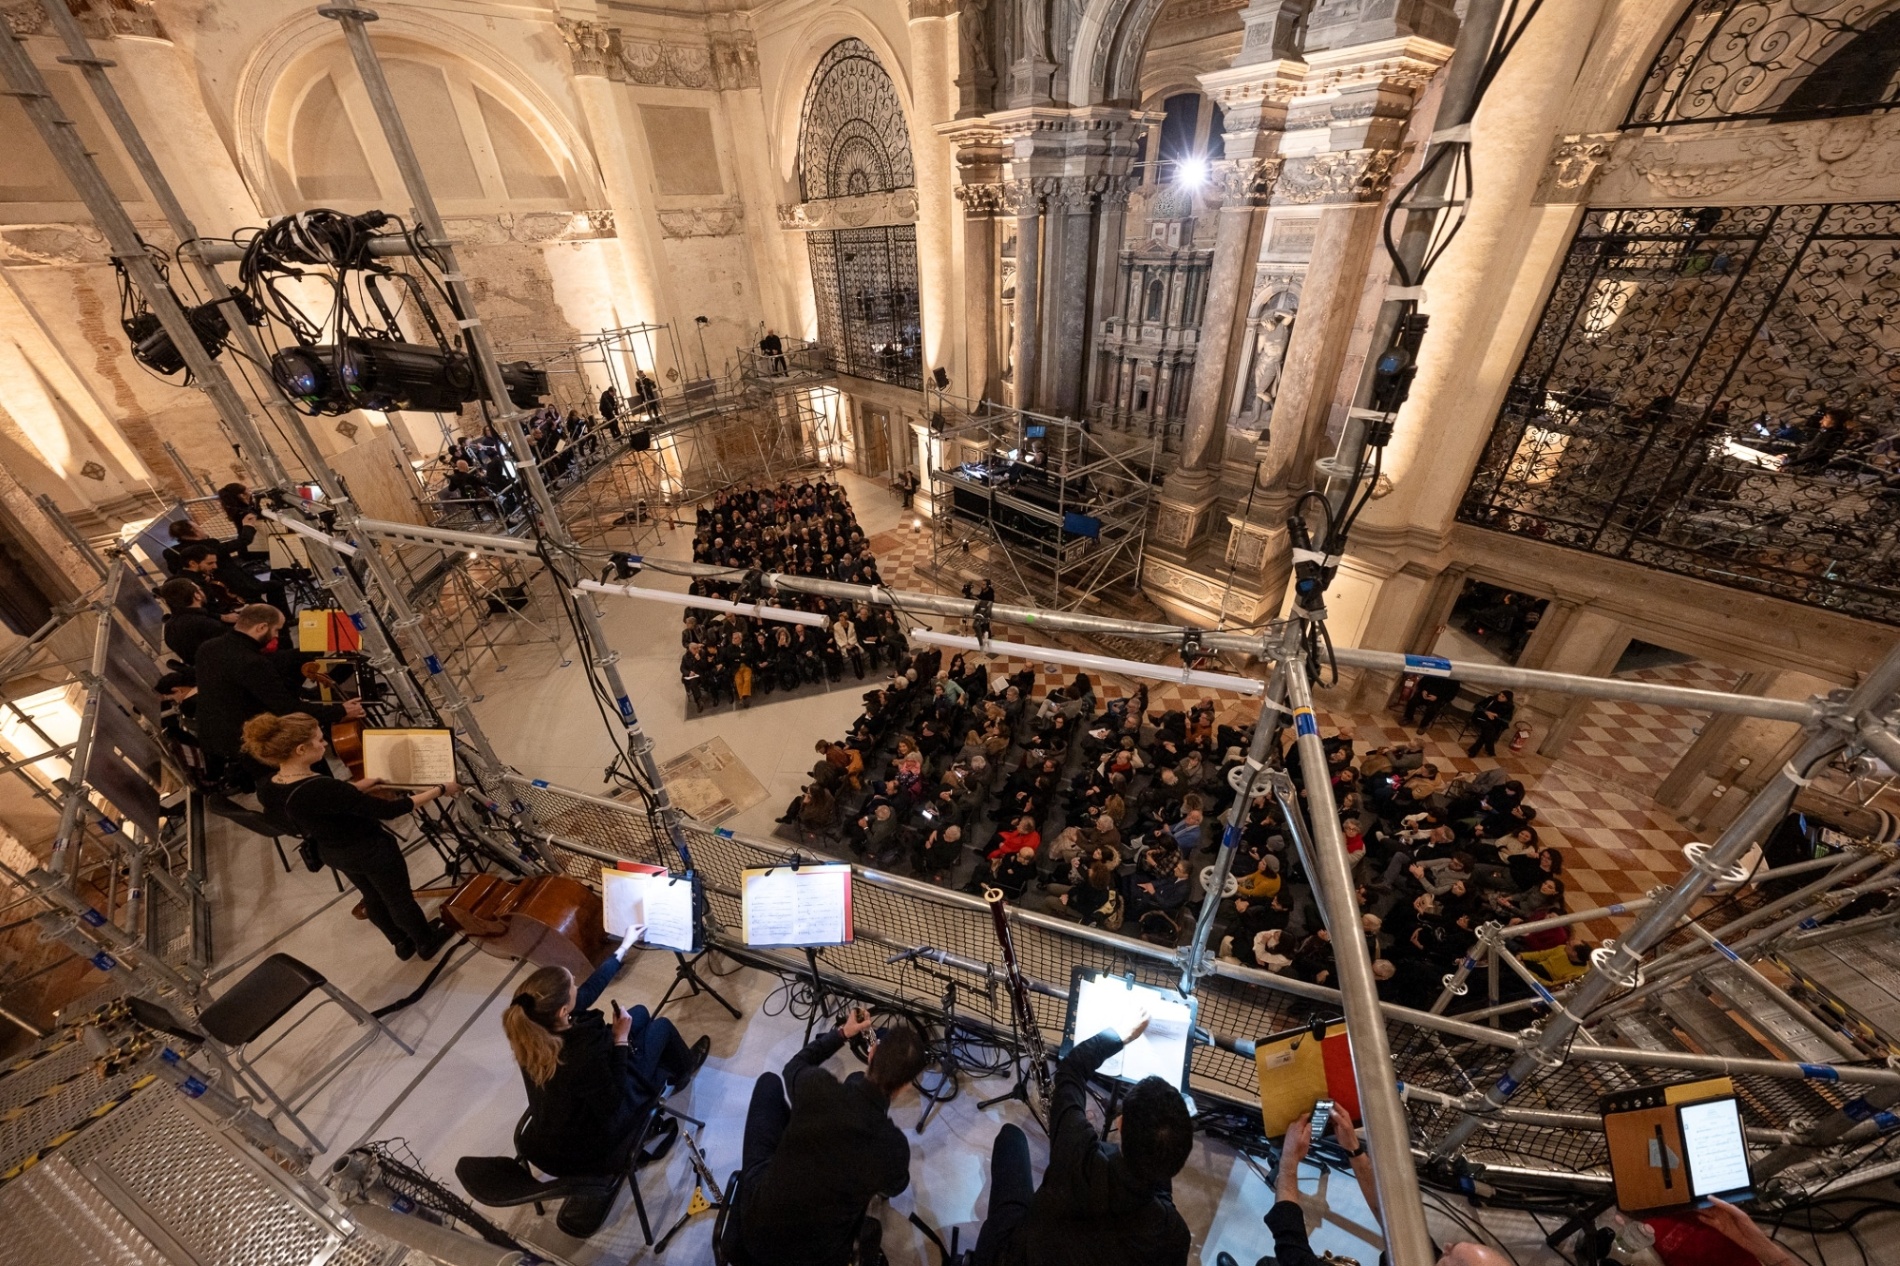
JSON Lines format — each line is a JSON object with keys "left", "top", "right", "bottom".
{"left": 575, "top": 576, "right": 1265, "bottom": 696}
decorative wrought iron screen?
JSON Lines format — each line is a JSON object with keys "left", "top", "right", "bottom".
{"left": 807, "top": 226, "right": 923, "bottom": 389}
{"left": 1457, "top": 203, "right": 1900, "bottom": 625}
{"left": 798, "top": 39, "right": 915, "bottom": 200}
{"left": 1625, "top": 0, "right": 1900, "bottom": 129}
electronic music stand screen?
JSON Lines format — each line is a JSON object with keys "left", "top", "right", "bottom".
{"left": 1061, "top": 968, "right": 1197, "bottom": 1091}
{"left": 1680, "top": 1097, "right": 1754, "bottom": 1205}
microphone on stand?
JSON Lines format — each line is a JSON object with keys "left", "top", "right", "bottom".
{"left": 886, "top": 945, "right": 933, "bottom": 965}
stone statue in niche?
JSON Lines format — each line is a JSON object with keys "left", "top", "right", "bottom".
{"left": 1248, "top": 310, "right": 1295, "bottom": 418}
{"left": 962, "top": 0, "right": 993, "bottom": 75}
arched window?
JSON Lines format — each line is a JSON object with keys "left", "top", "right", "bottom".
{"left": 267, "top": 41, "right": 580, "bottom": 213}
{"left": 1626, "top": 0, "right": 1900, "bottom": 129}
{"left": 798, "top": 40, "right": 922, "bottom": 388}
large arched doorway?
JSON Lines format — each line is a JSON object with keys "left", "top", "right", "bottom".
{"left": 798, "top": 39, "right": 922, "bottom": 389}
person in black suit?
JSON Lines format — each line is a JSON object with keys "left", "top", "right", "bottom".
{"left": 1402, "top": 674, "right": 1460, "bottom": 733}
{"left": 194, "top": 605, "right": 361, "bottom": 772}
{"left": 1466, "top": 690, "right": 1516, "bottom": 758}
{"left": 732, "top": 1005, "right": 926, "bottom": 1266}
{"left": 159, "top": 578, "right": 232, "bottom": 667}
{"left": 971, "top": 1013, "right": 1193, "bottom": 1266}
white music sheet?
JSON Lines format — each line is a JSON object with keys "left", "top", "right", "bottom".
{"left": 1070, "top": 975, "right": 1195, "bottom": 1088}
{"left": 601, "top": 869, "right": 697, "bottom": 953}
{"left": 742, "top": 866, "right": 851, "bottom": 947}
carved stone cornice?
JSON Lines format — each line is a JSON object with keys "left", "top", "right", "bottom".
{"left": 1198, "top": 59, "right": 1309, "bottom": 111}
{"left": 1274, "top": 146, "right": 1406, "bottom": 205}
{"left": 777, "top": 189, "right": 920, "bottom": 231}
{"left": 1297, "top": 36, "right": 1453, "bottom": 97}
{"left": 557, "top": 16, "right": 721, "bottom": 90}
{"left": 659, "top": 203, "right": 744, "bottom": 238}
{"left": 439, "top": 210, "right": 617, "bottom": 246}
{"left": 708, "top": 31, "right": 760, "bottom": 90}
{"left": 1532, "top": 132, "right": 1617, "bottom": 205}
{"left": 4, "top": 0, "right": 164, "bottom": 39}
{"left": 1584, "top": 115, "right": 1900, "bottom": 208}
{"left": 1212, "top": 156, "right": 1285, "bottom": 207}
{"left": 953, "top": 182, "right": 1008, "bottom": 217}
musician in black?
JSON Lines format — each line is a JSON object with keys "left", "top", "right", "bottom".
{"left": 730, "top": 1005, "right": 926, "bottom": 1266}
{"left": 243, "top": 711, "right": 451, "bottom": 960}
{"left": 159, "top": 577, "right": 233, "bottom": 667}
{"left": 502, "top": 958, "right": 708, "bottom": 1191}
{"left": 972, "top": 1012, "right": 1193, "bottom": 1266}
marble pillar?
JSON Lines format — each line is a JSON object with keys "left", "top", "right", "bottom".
{"left": 1007, "top": 178, "right": 1043, "bottom": 412}
{"left": 942, "top": 124, "right": 1008, "bottom": 402}
{"left": 908, "top": 1, "right": 960, "bottom": 387}
{"left": 1157, "top": 60, "right": 1302, "bottom": 555}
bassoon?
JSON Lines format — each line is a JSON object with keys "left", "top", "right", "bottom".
{"left": 983, "top": 886, "right": 1053, "bottom": 1113}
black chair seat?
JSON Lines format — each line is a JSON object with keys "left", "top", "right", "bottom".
{"left": 455, "top": 1155, "right": 612, "bottom": 1206}
{"left": 198, "top": 953, "right": 326, "bottom": 1046}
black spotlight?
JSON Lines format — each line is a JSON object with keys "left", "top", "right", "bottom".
{"left": 126, "top": 297, "right": 249, "bottom": 379}
{"left": 270, "top": 339, "right": 479, "bottom": 416}
{"left": 498, "top": 360, "right": 550, "bottom": 408}
{"left": 931, "top": 366, "right": 949, "bottom": 390}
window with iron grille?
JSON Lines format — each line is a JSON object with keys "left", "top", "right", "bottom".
{"left": 1456, "top": 203, "right": 1900, "bottom": 625}
{"left": 1625, "top": 0, "right": 1900, "bottom": 130}
{"left": 798, "top": 40, "right": 922, "bottom": 389}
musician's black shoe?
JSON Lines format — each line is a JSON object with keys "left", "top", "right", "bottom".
{"left": 669, "top": 1035, "right": 712, "bottom": 1097}
{"left": 392, "top": 938, "right": 416, "bottom": 961}
{"left": 417, "top": 920, "right": 454, "bottom": 961}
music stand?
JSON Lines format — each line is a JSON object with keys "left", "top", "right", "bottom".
{"left": 634, "top": 870, "right": 742, "bottom": 1022}
{"left": 975, "top": 996, "right": 1048, "bottom": 1127}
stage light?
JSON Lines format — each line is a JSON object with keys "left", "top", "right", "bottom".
{"left": 269, "top": 339, "right": 479, "bottom": 415}
{"left": 577, "top": 579, "right": 829, "bottom": 627}
{"left": 1177, "top": 155, "right": 1208, "bottom": 189}
{"left": 907, "top": 627, "right": 1264, "bottom": 696}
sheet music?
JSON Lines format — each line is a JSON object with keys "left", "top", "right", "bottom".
{"left": 742, "top": 866, "right": 851, "bottom": 947}
{"left": 602, "top": 867, "right": 698, "bottom": 953}
{"left": 360, "top": 728, "right": 455, "bottom": 786}
{"left": 1681, "top": 1098, "right": 1751, "bottom": 1197}
{"left": 1070, "top": 975, "right": 1195, "bottom": 1088}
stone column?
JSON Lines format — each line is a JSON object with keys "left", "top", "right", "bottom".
{"left": 909, "top": 0, "right": 960, "bottom": 385}
{"left": 712, "top": 25, "right": 800, "bottom": 332}
{"left": 559, "top": 21, "right": 673, "bottom": 355}
{"left": 1158, "top": 60, "right": 1302, "bottom": 554}
{"left": 942, "top": 123, "right": 1008, "bottom": 401}
{"left": 1006, "top": 178, "right": 1044, "bottom": 412}
{"left": 1043, "top": 176, "right": 1106, "bottom": 417}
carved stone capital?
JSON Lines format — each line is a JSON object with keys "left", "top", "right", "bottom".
{"left": 777, "top": 189, "right": 920, "bottom": 231}
{"left": 1274, "top": 146, "right": 1407, "bottom": 205}
{"left": 1049, "top": 173, "right": 1114, "bottom": 212}
{"left": 659, "top": 203, "right": 744, "bottom": 239}
{"left": 1533, "top": 132, "right": 1617, "bottom": 205}
{"left": 6, "top": 0, "right": 164, "bottom": 39}
{"left": 953, "top": 181, "right": 1008, "bottom": 217}
{"left": 557, "top": 18, "right": 621, "bottom": 79}
{"left": 709, "top": 31, "right": 760, "bottom": 90}
{"left": 1212, "top": 156, "right": 1285, "bottom": 207}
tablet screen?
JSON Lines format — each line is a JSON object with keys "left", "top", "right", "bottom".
{"left": 1680, "top": 1098, "right": 1752, "bottom": 1200}
{"left": 1064, "top": 972, "right": 1196, "bottom": 1090}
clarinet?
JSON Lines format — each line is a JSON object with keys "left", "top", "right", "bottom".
{"left": 984, "top": 886, "right": 1053, "bottom": 1111}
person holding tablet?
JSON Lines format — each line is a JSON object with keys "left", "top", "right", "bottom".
{"left": 970, "top": 1012, "right": 1194, "bottom": 1266}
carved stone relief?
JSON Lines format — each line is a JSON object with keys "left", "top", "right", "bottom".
{"left": 1587, "top": 115, "right": 1900, "bottom": 207}
{"left": 2, "top": 0, "right": 160, "bottom": 39}
{"left": 658, "top": 203, "right": 745, "bottom": 238}
{"left": 1211, "top": 156, "right": 1285, "bottom": 208}
{"left": 1532, "top": 132, "right": 1617, "bottom": 205}
{"left": 953, "top": 182, "right": 1007, "bottom": 217}
{"left": 557, "top": 17, "right": 724, "bottom": 91}
{"left": 440, "top": 210, "right": 617, "bottom": 246}
{"left": 1151, "top": 503, "right": 1196, "bottom": 548}
{"left": 0, "top": 224, "right": 111, "bottom": 267}
{"left": 1274, "top": 147, "right": 1407, "bottom": 206}
{"left": 777, "top": 189, "right": 920, "bottom": 231}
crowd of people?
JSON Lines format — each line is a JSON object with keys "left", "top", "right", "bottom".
{"left": 678, "top": 480, "right": 910, "bottom": 711}
{"left": 435, "top": 376, "right": 663, "bottom": 521}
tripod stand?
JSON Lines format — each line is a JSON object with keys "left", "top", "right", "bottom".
{"left": 975, "top": 1000, "right": 1047, "bottom": 1129}
{"left": 653, "top": 948, "right": 741, "bottom": 1021}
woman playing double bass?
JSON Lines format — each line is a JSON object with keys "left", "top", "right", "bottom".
{"left": 244, "top": 712, "right": 455, "bottom": 960}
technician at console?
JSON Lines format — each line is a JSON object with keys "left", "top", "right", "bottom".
{"left": 731, "top": 1005, "right": 926, "bottom": 1266}
{"left": 972, "top": 1013, "right": 1194, "bottom": 1266}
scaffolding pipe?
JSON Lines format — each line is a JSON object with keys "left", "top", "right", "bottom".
{"left": 1429, "top": 637, "right": 1900, "bottom": 1158}
{"left": 48, "top": 572, "right": 117, "bottom": 880}
{"left": 1280, "top": 648, "right": 1436, "bottom": 1265}
{"left": 1329, "top": 646, "right": 1822, "bottom": 723}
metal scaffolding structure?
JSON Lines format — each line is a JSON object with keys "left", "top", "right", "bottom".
{"left": 6, "top": 3, "right": 1900, "bottom": 1262}
{"left": 926, "top": 399, "right": 1160, "bottom": 610}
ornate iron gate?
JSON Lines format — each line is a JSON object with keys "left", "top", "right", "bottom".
{"left": 1457, "top": 202, "right": 1900, "bottom": 624}
{"left": 807, "top": 226, "right": 922, "bottom": 389}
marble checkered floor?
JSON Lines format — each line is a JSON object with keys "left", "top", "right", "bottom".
{"left": 868, "top": 524, "right": 1699, "bottom": 942}
{"left": 1562, "top": 658, "right": 1740, "bottom": 797}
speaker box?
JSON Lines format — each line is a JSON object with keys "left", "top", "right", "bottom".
{"left": 629, "top": 429, "right": 652, "bottom": 451}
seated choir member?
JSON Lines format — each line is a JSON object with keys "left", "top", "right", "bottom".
{"left": 503, "top": 958, "right": 709, "bottom": 1191}
{"left": 243, "top": 712, "right": 452, "bottom": 960}
{"left": 730, "top": 1005, "right": 926, "bottom": 1266}
{"left": 972, "top": 1011, "right": 1193, "bottom": 1266}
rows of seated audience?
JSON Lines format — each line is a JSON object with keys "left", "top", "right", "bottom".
{"left": 678, "top": 480, "right": 909, "bottom": 710}
{"left": 776, "top": 638, "right": 1590, "bottom": 1016}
